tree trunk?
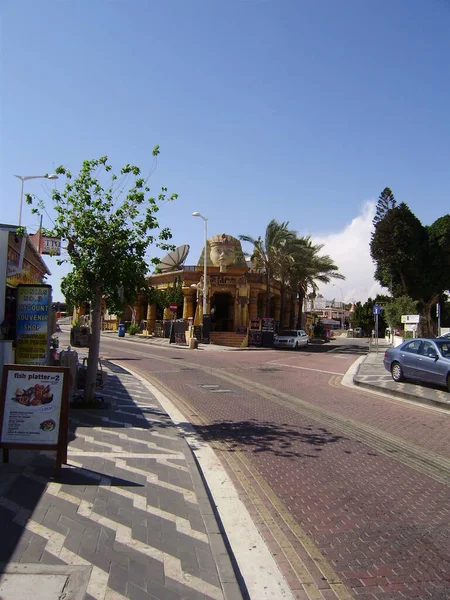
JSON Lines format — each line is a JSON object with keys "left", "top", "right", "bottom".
{"left": 265, "top": 271, "right": 271, "bottom": 318}
{"left": 421, "top": 295, "right": 439, "bottom": 338}
{"left": 84, "top": 289, "right": 103, "bottom": 402}
{"left": 296, "top": 287, "right": 305, "bottom": 329}
{"left": 289, "top": 289, "right": 296, "bottom": 329}
{"left": 129, "top": 304, "right": 136, "bottom": 324}
{"left": 279, "top": 283, "right": 286, "bottom": 330}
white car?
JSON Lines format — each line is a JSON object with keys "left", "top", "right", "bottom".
{"left": 274, "top": 330, "right": 309, "bottom": 350}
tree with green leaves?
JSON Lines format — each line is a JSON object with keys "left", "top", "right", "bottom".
{"left": 351, "top": 295, "right": 389, "bottom": 336}
{"left": 383, "top": 296, "right": 417, "bottom": 332}
{"left": 370, "top": 190, "right": 450, "bottom": 336}
{"left": 27, "top": 150, "right": 177, "bottom": 401}
{"left": 372, "top": 187, "right": 396, "bottom": 227}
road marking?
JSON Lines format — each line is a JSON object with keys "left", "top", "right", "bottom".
{"left": 268, "top": 361, "right": 344, "bottom": 376}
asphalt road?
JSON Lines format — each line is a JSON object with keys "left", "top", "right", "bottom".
{"left": 65, "top": 333, "right": 450, "bottom": 600}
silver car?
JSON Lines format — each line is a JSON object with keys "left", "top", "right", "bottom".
{"left": 383, "top": 338, "right": 450, "bottom": 391}
{"left": 274, "top": 330, "right": 309, "bottom": 350}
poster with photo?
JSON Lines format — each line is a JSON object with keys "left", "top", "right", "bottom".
{"left": 1, "top": 368, "right": 64, "bottom": 445}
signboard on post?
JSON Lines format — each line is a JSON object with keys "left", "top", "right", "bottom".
{"left": 401, "top": 315, "right": 420, "bottom": 324}
{"left": 169, "top": 303, "right": 178, "bottom": 313}
{"left": 0, "top": 365, "right": 70, "bottom": 475}
{"left": 41, "top": 236, "right": 61, "bottom": 256}
{"left": 15, "top": 284, "right": 52, "bottom": 365}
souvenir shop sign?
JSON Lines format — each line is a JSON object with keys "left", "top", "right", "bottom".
{"left": 0, "top": 365, "right": 70, "bottom": 475}
{"left": 15, "top": 284, "right": 52, "bottom": 365}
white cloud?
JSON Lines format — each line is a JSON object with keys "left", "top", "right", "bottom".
{"left": 312, "top": 201, "right": 388, "bottom": 303}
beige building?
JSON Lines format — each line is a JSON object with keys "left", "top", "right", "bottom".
{"left": 130, "top": 234, "right": 295, "bottom": 346}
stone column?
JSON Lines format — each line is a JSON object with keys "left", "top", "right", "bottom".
{"left": 182, "top": 290, "right": 196, "bottom": 320}
{"left": 146, "top": 303, "right": 156, "bottom": 333}
{"left": 249, "top": 290, "right": 259, "bottom": 319}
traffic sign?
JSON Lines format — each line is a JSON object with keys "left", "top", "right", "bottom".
{"left": 169, "top": 303, "right": 178, "bottom": 312}
{"left": 373, "top": 305, "right": 381, "bottom": 315}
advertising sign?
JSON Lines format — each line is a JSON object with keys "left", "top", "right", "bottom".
{"left": 0, "top": 365, "right": 70, "bottom": 475}
{"left": 15, "top": 284, "right": 51, "bottom": 365}
{"left": 41, "top": 236, "right": 61, "bottom": 256}
{"left": 401, "top": 314, "right": 420, "bottom": 324}
{"left": 0, "top": 368, "right": 64, "bottom": 444}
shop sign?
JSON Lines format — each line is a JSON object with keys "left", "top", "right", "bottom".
{"left": 41, "top": 236, "right": 61, "bottom": 256}
{"left": 0, "top": 365, "right": 70, "bottom": 475}
{"left": 15, "top": 284, "right": 52, "bottom": 365}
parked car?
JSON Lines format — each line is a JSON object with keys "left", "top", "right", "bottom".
{"left": 437, "top": 332, "right": 450, "bottom": 340}
{"left": 274, "top": 330, "right": 309, "bottom": 350}
{"left": 383, "top": 338, "right": 450, "bottom": 391}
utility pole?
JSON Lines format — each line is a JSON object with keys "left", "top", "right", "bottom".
{"left": 437, "top": 303, "right": 441, "bottom": 337}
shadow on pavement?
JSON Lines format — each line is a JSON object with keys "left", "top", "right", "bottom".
{"left": 190, "top": 419, "right": 345, "bottom": 458}
{"left": 0, "top": 370, "right": 153, "bottom": 573}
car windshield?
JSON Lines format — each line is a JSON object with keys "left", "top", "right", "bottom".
{"left": 436, "top": 341, "right": 450, "bottom": 358}
{"left": 279, "top": 331, "right": 297, "bottom": 336}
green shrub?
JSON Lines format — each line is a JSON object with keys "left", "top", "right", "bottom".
{"left": 128, "top": 323, "right": 141, "bottom": 336}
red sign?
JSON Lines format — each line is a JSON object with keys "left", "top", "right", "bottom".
{"left": 169, "top": 303, "right": 178, "bottom": 312}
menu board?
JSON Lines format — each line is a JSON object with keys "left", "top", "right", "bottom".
{"left": 248, "top": 330, "right": 262, "bottom": 346}
{"left": 261, "top": 318, "right": 275, "bottom": 332}
{"left": 15, "top": 284, "right": 51, "bottom": 365}
{"left": 1, "top": 367, "right": 65, "bottom": 445}
{"left": 249, "top": 318, "right": 261, "bottom": 331}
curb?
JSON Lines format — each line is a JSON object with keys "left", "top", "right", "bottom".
{"left": 353, "top": 377, "right": 450, "bottom": 411}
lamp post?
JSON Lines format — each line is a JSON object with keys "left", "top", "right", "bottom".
{"left": 333, "top": 284, "right": 345, "bottom": 329}
{"left": 14, "top": 174, "right": 59, "bottom": 226}
{"left": 192, "top": 212, "right": 208, "bottom": 317}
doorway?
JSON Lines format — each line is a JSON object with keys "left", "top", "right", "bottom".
{"left": 211, "top": 293, "right": 233, "bottom": 332}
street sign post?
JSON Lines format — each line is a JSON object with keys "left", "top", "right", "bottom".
{"left": 373, "top": 305, "right": 382, "bottom": 353}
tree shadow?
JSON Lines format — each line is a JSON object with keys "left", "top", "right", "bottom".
{"left": 182, "top": 419, "right": 345, "bottom": 458}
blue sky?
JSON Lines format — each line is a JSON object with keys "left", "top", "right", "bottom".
{"left": 2, "top": 0, "right": 450, "bottom": 302}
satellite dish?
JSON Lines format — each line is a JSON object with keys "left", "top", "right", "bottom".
{"left": 159, "top": 244, "right": 190, "bottom": 272}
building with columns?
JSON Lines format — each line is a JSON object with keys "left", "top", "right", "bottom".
{"left": 131, "top": 234, "right": 293, "bottom": 345}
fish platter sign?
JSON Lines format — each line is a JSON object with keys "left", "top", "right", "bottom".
{"left": 0, "top": 365, "right": 70, "bottom": 472}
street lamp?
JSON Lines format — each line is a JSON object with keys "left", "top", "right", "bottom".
{"left": 333, "top": 284, "right": 345, "bottom": 329}
{"left": 192, "top": 212, "right": 208, "bottom": 317}
{"left": 14, "top": 174, "right": 59, "bottom": 226}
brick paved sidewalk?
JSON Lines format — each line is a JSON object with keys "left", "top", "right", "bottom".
{"left": 0, "top": 362, "right": 243, "bottom": 600}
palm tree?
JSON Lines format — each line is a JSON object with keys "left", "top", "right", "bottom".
{"left": 240, "top": 220, "right": 297, "bottom": 318}
{"left": 288, "top": 237, "right": 345, "bottom": 329}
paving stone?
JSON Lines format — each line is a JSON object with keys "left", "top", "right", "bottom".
{"left": 39, "top": 550, "right": 67, "bottom": 564}
{"left": 64, "top": 530, "right": 84, "bottom": 555}
{"left": 108, "top": 561, "right": 129, "bottom": 596}
{"left": 165, "top": 576, "right": 212, "bottom": 600}
{"left": 145, "top": 578, "right": 183, "bottom": 600}
{"left": 127, "top": 581, "right": 153, "bottom": 600}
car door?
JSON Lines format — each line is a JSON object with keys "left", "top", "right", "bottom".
{"left": 418, "top": 341, "right": 448, "bottom": 385}
{"left": 298, "top": 330, "right": 308, "bottom": 346}
{"left": 398, "top": 340, "right": 422, "bottom": 378}
{"left": 415, "top": 341, "right": 441, "bottom": 383}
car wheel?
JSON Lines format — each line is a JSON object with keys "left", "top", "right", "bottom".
{"left": 447, "top": 374, "right": 450, "bottom": 393}
{"left": 391, "top": 362, "right": 404, "bottom": 382}
{"left": 294, "top": 342, "right": 298, "bottom": 350}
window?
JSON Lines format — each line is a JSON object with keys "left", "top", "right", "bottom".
{"left": 420, "top": 341, "right": 437, "bottom": 358}
{"left": 403, "top": 340, "right": 422, "bottom": 354}
{"left": 437, "top": 342, "right": 450, "bottom": 358}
